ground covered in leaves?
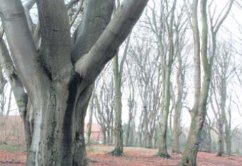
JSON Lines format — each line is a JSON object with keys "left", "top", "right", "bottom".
{"left": 0, "top": 144, "right": 242, "bottom": 166}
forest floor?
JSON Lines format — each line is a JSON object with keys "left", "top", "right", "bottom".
{"left": 0, "top": 144, "right": 242, "bottom": 166}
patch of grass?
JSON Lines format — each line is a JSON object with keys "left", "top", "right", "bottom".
{"left": 0, "top": 144, "right": 25, "bottom": 153}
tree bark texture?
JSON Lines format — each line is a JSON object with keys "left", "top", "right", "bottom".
{"left": 0, "top": 0, "right": 148, "bottom": 165}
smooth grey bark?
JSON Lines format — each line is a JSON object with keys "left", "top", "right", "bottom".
{"left": 0, "top": 0, "right": 148, "bottom": 165}
{"left": 180, "top": 0, "right": 210, "bottom": 165}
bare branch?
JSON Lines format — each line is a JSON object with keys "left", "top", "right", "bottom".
{"left": 214, "top": 0, "right": 234, "bottom": 34}
{"left": 37, "top": 0, "right": 72, "bottom": 82}
{"left": 75, "top": 0, "right": 148, "bottom": 83}
{"left": 71, "top": 0, "right": 114, "bottom": 62}
{"left": 0, "top": 0, "right": 49, "bottom": 98}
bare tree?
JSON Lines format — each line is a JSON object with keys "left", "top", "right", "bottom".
{"left": 172, "top": 11, "right": 189, "bottom": 153}
{"left": 0, "top": 0, "right": 148, "bottom": 165}
{"left": 180, "top": 0, "right": 234, "bottom": 165}
{"left": 112, "top": 34, "right": 130, "bottom": 156}
{"left": 130, "top": 35, "right": 161, "bottom": 149}
{"left": 180, "top": 0, "right": 210, "bottom": 165}
{"left": 93, "top": 73, "right": 114, "bottom": 145}
{"left": 146, "top": 0, "right": 178, "bottom": 157}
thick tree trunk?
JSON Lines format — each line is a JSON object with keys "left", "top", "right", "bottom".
{"left": 25, "top": 74, "right": 93, "bottom": 166}
{"left": 179, "top": 112, "right": 204, "bottom": 166}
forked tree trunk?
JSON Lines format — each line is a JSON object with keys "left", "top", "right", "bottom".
{"left": 0, "top": 0, "right": 148, "bottom": 165}
{"left": 26, "top": 75, "right": 93, "bottom": 166}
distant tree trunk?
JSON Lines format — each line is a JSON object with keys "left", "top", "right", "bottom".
{"left": 147, "top": 134, "right": 153, "bottom": 148}
{"left": 225, "top": 135, "right": 232, "bottom": 155}
{"left": 225, "top": 109, "right": 232, "bottom": 156}
{"left": 158, "top": 0, "right": 177, "bottom": 158}
{"left": 172, "top": 106, "right": 181, "bottom": 153}
{"left": 112, "top": 55, "right": 123, "bottom": 156}
{"left": 87, "top": 98, "right": 94, "bottom": 145}
{"left": 102, "top": 128, "right": 107, "bottom": 145}
{"left": 125, "top": 97, "right": 134, "bottom": 146}
{"left": 172, "top": 41, "right": 185, "bottom": 153}
{"left": 217, "top": 118, "right": 224, "bottom": 156}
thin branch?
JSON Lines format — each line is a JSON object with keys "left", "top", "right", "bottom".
{"left": 214, "top": 0, "right": 234, "bottom": 34}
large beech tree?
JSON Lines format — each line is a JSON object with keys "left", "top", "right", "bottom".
{"left": 0, "top": 0, "right": 148, "bottom": 165}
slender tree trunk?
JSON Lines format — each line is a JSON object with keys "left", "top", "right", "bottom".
{"left": 148, "top": 134, "right": 153, "bottom": 148}
{"left": 172, "top": 48, "right": 184, "bottom": 153}
{"left": 112, "top": 55, "right": 123, "bottom": 156}
{"left": 102, "top": 128, "right": 107, "bottom": 145}
{"left": 158, "top": 0, "right": 177, "bottom": 158}
{"left": 172, "top": 110, "right": 181, "bottom": 153}
{"left": 225, "top": 138, "right": 231, "bottom": 155}
{"left": 87, "top": 104, "right": 93, "bottom": 145}
{"left": 172, "top": 77, "right": 183, "bottom": 153}
{"left": 125, "top": 104, "right": 132, "bottom": 146}
{"left": 180, "top": 0, "right": 210, "bottom": 165}
{"left": 217, "top": 119, "right": 224, "bottom": 156}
